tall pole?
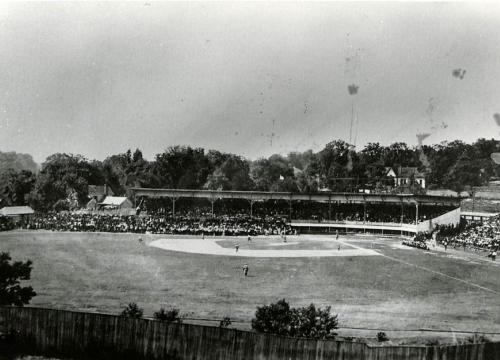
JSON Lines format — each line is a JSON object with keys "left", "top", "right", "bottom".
{"left": 349, "top": 101, "right": 354, "bottom": 144}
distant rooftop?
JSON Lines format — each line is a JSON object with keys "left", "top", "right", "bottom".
{"left": 99, "top": 196, "right": 129, "bottom": 206}
{"left": 0, "top": 206, "right": 34, "bottom": 216}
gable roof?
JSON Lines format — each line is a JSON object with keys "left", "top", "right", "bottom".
{"left": 386, "top": 166, "right": 425, "bottom": 178}
{"left": 0, "top": 206, "right": 34, "bottom": 216}
{"left": 99, "top": 196, "right": 130, "bottom": 206}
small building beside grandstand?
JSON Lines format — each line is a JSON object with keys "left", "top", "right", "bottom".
{"left": 0, "top": 205, "right": 35, "bottom": 223}
{"left": 97, "top": 196, "right": 133, "bottom": 212}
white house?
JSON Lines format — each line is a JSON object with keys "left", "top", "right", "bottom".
{"left": 386, "top": 166, "right": 426, "bottom": 189}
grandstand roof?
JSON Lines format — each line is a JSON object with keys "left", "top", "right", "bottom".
{"left": 131, "top": 188, "right": 462, "bottom": 206}
{"left": 426, "top": 189, "right": 460, "bottom": 197}
{"left": 0, "top": 206, "right": 34, "bottom": 216}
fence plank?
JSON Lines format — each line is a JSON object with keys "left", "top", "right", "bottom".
{"left": 0, "top": 307, "right": 498, "bottom": 360}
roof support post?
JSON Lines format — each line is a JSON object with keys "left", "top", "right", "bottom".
{"left": 328, "top": 195, "right": 331, "bottom": 222}
{"left": 171, "top": 197, "right": 178, "bottom": 218}
{"left": 415, "top": 202, "right": 419, "bottom": 225}
{"left": 400, "top": 201, "right": 404, "bottom": 236}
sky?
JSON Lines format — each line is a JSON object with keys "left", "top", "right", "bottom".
{"left": 1, "top": 1, "right": 500, "bottom": 164}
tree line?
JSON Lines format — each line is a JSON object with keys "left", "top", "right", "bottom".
{"left": 1, "top": 138, "right": 499, "bottom": 211}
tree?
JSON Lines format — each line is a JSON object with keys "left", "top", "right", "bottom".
{"left": 251, "top": 299, "right": 338, "bottom": 339}
{"left": 120, "top": 303, "right": 143, "bottom": 318}
{"left": 377, "top": 332, "right": 389, "bottom": 342}
{"left": 204, "top": 155, "right": 254, "bottom": 191}
{"left": 219, "top": 316, "right": 232, "bottom": 328}
{"left": 0, "top": 151, "right": 38, "bottom": 173}
{"left": 360, "top": 142, "right": 385, "bottom": 165}
{"left": 0, "top": 169, "right": 36, "bottom": 206}
{"left": 103, "top": 149, "right": 159, "bottom": 195}
{"left": 154, "top": 307, "right": 182, "bottom": 323}
{"left": 0, "top": 252, "right": 36, "bottom": 306}
{"left": 251, "top": 299, "right": 292, "bottom": 336}
{"left": 154, "top": 146, "right": 211, "bottom": 189}
{"left": 318, "top": 140, "right": 359, "bottom": 191}
{"left": 27, "top": 153, "right": 103, "bottom": 211}
{"left": 250, "top": 155, "right": 295, "bottom": 192}
{"left": 286, "top": 150, "right": 316, "bottom": 171}
{"left": 383, "top": 142, "right": 418, "bottom": 167}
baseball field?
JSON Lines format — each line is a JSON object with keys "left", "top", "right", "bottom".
{"left": 1, "top": 230, "right": 500, "bottom": 342}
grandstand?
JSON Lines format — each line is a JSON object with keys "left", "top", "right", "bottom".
{"left": 131, "top": 188, "right": 462, "bottom": 236}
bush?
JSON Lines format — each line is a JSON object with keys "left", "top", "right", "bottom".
{"left": 120, "top": 303, "right": 143, "bottom": 318}
{"left": 377, "top": 332, "right": 389, "bottom": 342}
{"left": 466, "top": 334, "right": 492, "bottom": 344}
{"left": 251, "top": 299, "right": 338, "bottom": 339}
{"left": 425, "top": 338, "right": 440, "bottom": 346}
{"left": 219, "top": 316, "right": 232, "bottom": 328}
{"left": 154, "top": 307, "right": 182, "bottom": 323}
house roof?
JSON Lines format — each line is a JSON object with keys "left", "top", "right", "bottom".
{"left": 99, "top": 196, "right": 130, "bottom": 206}
{"left": 386, "top": 166, "right": 425, "bottom": 178}
{"left": 396, "top": 167, "right": 425, "bottom": 178}
{"left": 0, "top": 206, "right": 35, "bottom": 216}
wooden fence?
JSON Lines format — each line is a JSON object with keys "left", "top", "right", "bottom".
{"left": 0, "top": 307, "right": 499, "bottom": 360}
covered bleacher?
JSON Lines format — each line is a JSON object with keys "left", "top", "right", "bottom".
{"left": 131, "top": 188, "right": 462, "bottom": 235}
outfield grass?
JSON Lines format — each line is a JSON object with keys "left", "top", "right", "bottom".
{"left": 1, "top": 230, "right": 500, "bottom": 341}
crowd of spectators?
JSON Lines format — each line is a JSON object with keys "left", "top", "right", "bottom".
{"left": 290, "top": 202, "right": 457, "bottom": 224}
{"left": 21, "top": 212, "right": 293, "bottom": 236}
{"left": 0, "top": 216, "right": 14, "bottom": 231}
{"left": 0, "top": 197, "right": 462, "bottom": 236}
{"left": 439, "top": 217, "right": 500, "bottom": 251}
{"left": 402, "top": 235, "right": 430, "bottom": 250}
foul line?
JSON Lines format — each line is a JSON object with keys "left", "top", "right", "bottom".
{"left": 380, "top": 254, "right": 500, "bottom": 295}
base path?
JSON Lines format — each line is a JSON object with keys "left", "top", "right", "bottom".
{"left": 149, "top": 238, "right": 380, "bottom": 258}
